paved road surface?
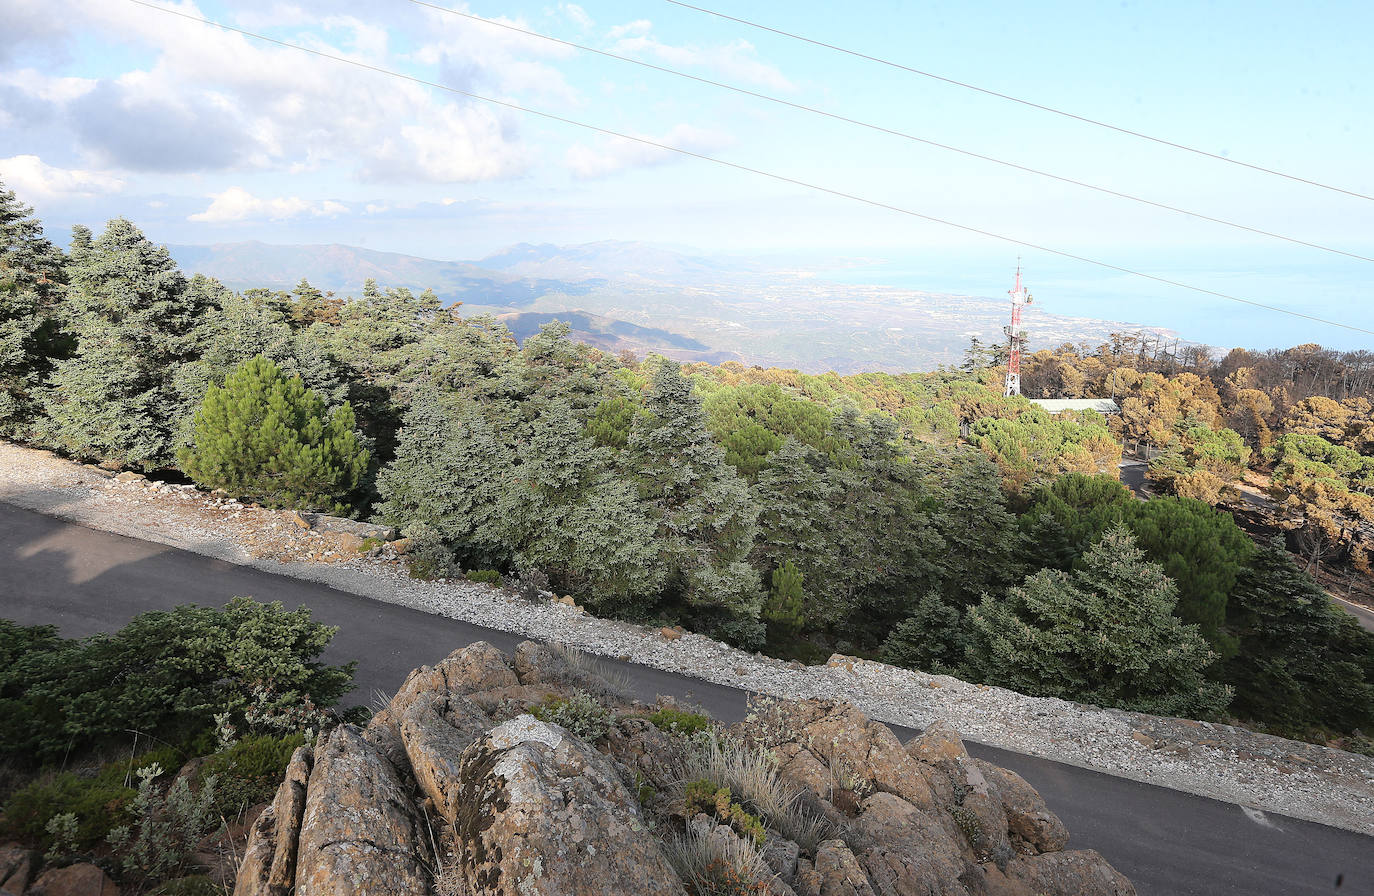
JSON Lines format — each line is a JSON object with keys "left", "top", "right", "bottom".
{"left": 1, "top": 501, "right": 1369, "bottom": 896}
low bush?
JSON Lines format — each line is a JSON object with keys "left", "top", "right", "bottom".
{"left": 663, "top": 824, "right": 772, "bottom": 896}
{"left": 684, "top": 780, "right": 766, "bottom": 847}
{"left": 199, "top": 732, "right": 304, "bottom": 815}
{"left": 647, "top": 707, "right": 713, "bottom": 737}
{"left": 464, "top": 569, "right": 502, "bottom": 585}
{"left": 0, "top": 600, "right": 354, "bottom": 764}
{"left": 530, "top": 691, "right": 611, "bottom": 742}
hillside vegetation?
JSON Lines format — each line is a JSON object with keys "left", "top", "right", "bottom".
{"left": 3, "top": 183, "right": 1372, "bottom": 751}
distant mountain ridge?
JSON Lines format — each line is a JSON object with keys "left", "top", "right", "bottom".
{"left": 167, "top": 239, "right": 1179, "bottom": 374}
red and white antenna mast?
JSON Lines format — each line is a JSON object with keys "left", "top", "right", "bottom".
{"left": 1003, "top": 261, "right": 1033, "bottom": 396}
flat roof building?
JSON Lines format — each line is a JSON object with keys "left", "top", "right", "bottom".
{"left": 1029, "top": 398, "right": 1120, "bottom": 415}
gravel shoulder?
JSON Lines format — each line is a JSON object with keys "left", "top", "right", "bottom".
{"left": 2, "top": 440, "right": 1372, "bottom": 837}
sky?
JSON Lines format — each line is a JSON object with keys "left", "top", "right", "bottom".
{"left": 1, "top": 0, "right": 1371, "bottom": 352}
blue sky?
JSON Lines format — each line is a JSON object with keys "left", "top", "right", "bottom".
{"left": 1, "top": 0, "right": 1371, "bottom": 351}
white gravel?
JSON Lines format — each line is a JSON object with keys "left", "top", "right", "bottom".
{"left": 2, "top": 440, "right": 1372, "bottom": 837}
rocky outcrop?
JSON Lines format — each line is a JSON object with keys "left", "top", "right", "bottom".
{"left": 24, "top": 864, "right": 118, "bottom": 896}
{"left": 232, "top": 641, "right": 1135, "bottom": 896}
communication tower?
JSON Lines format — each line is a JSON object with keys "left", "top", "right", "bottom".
{"left": 1003, "top": 262, "right": 1033, "bottom": 396}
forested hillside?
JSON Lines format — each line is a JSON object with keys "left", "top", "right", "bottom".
{"left": 3, "top": 183, "right": 1371, "bottom": 752}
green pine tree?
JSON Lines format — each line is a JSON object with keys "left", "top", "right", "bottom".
{"left": 965, "top": 524, "right": 1230, "bottom": 718}
{"left": 179, "top": 356, "right": 368, "bottom": 513}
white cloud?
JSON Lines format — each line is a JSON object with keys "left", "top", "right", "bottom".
{"left": 0, "top": 154, "right": 125, "bottom": 199}
{"left": 607, "top": 19, "right": 652, "bottom": 40}
{"left": 556, "top": 3, "right": 593, "bottom": 30}
{"left": 4, "top": 0, "right": 537, "bottom": 183}
{"left": 608, "top": 22, "right": 793, "bottom": 90}
{"left": 566, "top": 124, "right": 734, "bottom": 179}
{"left": 188, "top": 186, "right": 348, "bottom": 222}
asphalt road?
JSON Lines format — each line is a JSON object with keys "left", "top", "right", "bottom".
{"left": 1, "top": 501, "right": 1370, "bottom": 896}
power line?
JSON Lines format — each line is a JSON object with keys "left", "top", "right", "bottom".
{"left": 120, "top": 0, "right": 1374, "bottom": 338}
{"left": 664, "top": 0, "right": 1374, "bottom": 204}
{"left": 402, "top": 0, "right": 1372, "bottom": 265}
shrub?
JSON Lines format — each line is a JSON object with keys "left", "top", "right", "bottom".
{"left": 529, "top": 691, "right": 611, "bottom": 742}
{"left": 0, "top": 599, "right": 354, "bottom": 764}
{"left": 199, "top": 733, "right": 304, "bottom": 816}
{"left": 683, "top": 732, "right": 825, "bottom": 850}
{"left": 663, "top": 824, "right": 773, "bottom": 896}
{"left": 464, "top": 569, "right": 502, "bottom": 585}
{"left": 647, "top": 707, "right": 713, "bottom": 737}
{"left": 179, "top": 355, "right": 368, "bottom": 514}
{"left": 108, "top": 763, "right": 219, "bottom": 888}
{"left": 684, "top": 780, "right": 766, "bottom": 847}
{"left": 5, "top": 772, "right": 134, "bottom": 851}
{"left": 502, "top": 567, "right": 550, "bottom": 601}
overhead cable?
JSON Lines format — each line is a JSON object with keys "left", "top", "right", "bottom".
{"left": 663, "top": 0, "right": 1374, "bottom": 203}
{"left": 119, "top": 0, "right": 1374, "bottom": 338}
{"left": 402, "top": 0, "right": 1372, "bottom": 265}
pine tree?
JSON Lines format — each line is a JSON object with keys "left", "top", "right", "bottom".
{"left": 40, "top": 219, "right": 207, "bottom": 468}
{"left": 629, "top": 360, "right": 763, "bottom": 626}
{"left": 965, "top": 524, "right": 1230, "bottom": 718}
{"left": 763, "top": 560, "right": 806, "bottom": 636}
{"left": 0, "top": 181, "right": 68, "bottom": 439}
{"left": 179, "top": 356, "right": 367, "bottom": 513}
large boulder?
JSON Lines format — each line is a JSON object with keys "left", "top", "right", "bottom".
{"left": 25, "top": 864, "right": 118, "bottom": 896}
{"left": 367, "top": 641, "right": 518, "bottom": 768}
{"left": 797, "top": 839, "right": 878, "bottom": 896}
{"left": 452, "top": 715, "right": 687, "bottom": 896}
{"left": 1005, "top": 850, "right": 1136, "bottom": 896}
{"left": 974, "top": 761, "right": 1070, "bottom": 854}
{"left": 739, "top": 700, "right": 934, "bottom": 812}
{"left": 851, "top": 793, "right": 972, "bottom": 896}
{"left": 400, "top": 692, "right": 492, "bottom": 824}
{"left": 0, "top": 846, "right": 38, "bottom": 895}
{"left": 294, "top": 726, "right": 430, "bottom": 896}
{"left": 234, "top": 746, "right": 313, "bottom": 896}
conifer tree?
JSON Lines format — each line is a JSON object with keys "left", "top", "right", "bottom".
{"left": 179, "top": 356, "right": 367, "bottom": 513}
{"left": 376, "top": 390, "right": 517, "bottom": 569}
{"left": 965, "top": 525, "right": 1230, "bottom": 718}
{"left": 505, "top": 398, "right": 663, "bottom": 609}
{"left": 0, "top": 181, "right": 67, "bottom": 439}
{"left": 629, "top": 360, "right": 763, "bottom": 626}
{"left": 40, "top": 219, "right": 207, "bottom": 468}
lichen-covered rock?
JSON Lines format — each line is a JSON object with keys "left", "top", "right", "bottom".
{"left": 802, "top": 839, "right": 878, "bottom": 896}
{"left": 367, "top": 641, "right": 519, "bottom": 768}
{"left": 740, "top": 700, "right": 934, "bottom": 811}
{"left": 452, "top": 715, "right": 687, "bottom": 896}
{"left": 235, "top": 746, "right": 313, "bottom": 896}
{"left": 400, "top": 692, "right": 492, "bottom": 824}
{"left": 1005, "top": 850, "right": 1136, "bottom": 896}
{"left": 974, "top": 760, "right": 1070, "bottom": 854}
{"left": 604, "top": 716, "right": 690, "bottom": 794}
{"left": 294, "top": 726, "right": 430, "bottom": 896}
{"left": 906, "top": 721, "right": 970, "bottom": 765}
{"left": 851, "top": 793, "right": 971, "bottom": 896}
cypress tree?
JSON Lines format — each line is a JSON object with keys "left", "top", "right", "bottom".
{"left": 179, "top": 356, "right": 367, "bottom": 513}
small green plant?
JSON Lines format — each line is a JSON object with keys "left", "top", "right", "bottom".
{"left": 108, "top": 763, "right": 219, "bottom": 887}
{"left": 530, "top": 691, "right": 611, "bottom": 742}
{"left": 5, "top": 771, "right": 136, "bottom": 851}
{"left": 357, "top": 537, "right": 383, "bottom": 553}
{"left": 684, "top": 780, "right": 766, "bottom": 847}
{"left": 199, "top": 732, "right": 304, "bottom": 815}
{"left": 44, "top": 812, "right": 79, "bottom": 863}
{"left": 647, "top": 707, "right": 713, "bottom": 737}
{"left": 464, "top": 569, "right": 502, "bottom": 585}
